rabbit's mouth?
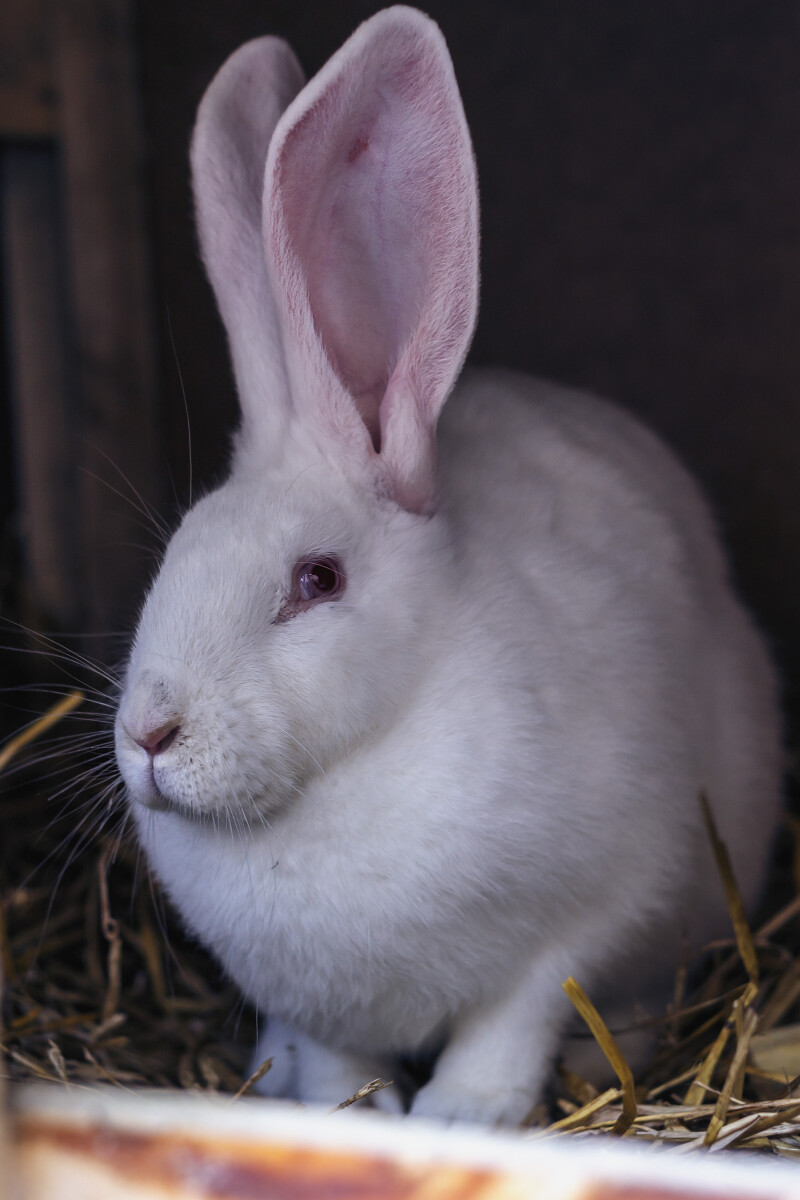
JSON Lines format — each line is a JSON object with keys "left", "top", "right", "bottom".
{"left": 115, "top": 717, "right": 184, "bottom": 815}
{"left": 120, "top": 758, "right": 212, "bottom": 822}
{"left": 122, "top": 771, "right": 213, "bottom": 823}
{"left": 120, "top": 761, "right": 178, "bottom": 816}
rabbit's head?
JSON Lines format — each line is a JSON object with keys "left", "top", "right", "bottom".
{"left": 115, "top": 8, "right": 479, "bottom": 820}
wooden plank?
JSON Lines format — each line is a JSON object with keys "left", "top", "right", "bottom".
{"left": 1, "top": 146, "right": 80, "bottom": 627}
{"left": 0, "top": 0, "right": 57, "bottom": 138}
{"left": 52, "top": 0, "right": 161, "bottom": 642}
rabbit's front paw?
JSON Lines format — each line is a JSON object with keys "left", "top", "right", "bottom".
{"left": 410, "top": 1078, "right": 534, "bottom": 1127}
{"left": 298, "top": 1039, "right": 403, "bottom": 1113}
{"left": 249, "top": 1017, "right": 300, "bottom": 1099}
{"left": 250, "top": 1019, "right": 402, "bottom": 1112}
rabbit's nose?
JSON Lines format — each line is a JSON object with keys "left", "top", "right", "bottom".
{"left": 131, "top": 722, "right": 180, "bottom": 757}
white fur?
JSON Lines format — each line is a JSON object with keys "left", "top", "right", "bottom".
{"left": 115, "top": 7, "right": 781, "bottom": 1124}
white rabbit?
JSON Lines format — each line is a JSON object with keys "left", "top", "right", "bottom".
{"left": 115, "top": 6, "right": 782, "bottom": 1124}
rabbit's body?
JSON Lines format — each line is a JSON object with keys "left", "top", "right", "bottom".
{"left": 126, "top": 368, "right": 779, "bottom": 1119}
{"left": 116, "top": 9, "right": 781, "bottom": 1123}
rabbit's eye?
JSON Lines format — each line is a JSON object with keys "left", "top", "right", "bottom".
{"left": 298, "top": 559, "right": 341, "bottom": 600}
{"left": 279, "top": 557, "right": 345, "bottom": 621}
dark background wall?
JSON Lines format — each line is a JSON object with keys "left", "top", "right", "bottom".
{"left": 137, "top": 1, "right": 800, "bottom": 693}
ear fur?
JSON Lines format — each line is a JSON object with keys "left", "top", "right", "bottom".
{"left": 191, "top": 38, "right": 305, "bottom": 460}
{"left": 264, "top": 7, "right": 479, "bottom": 511}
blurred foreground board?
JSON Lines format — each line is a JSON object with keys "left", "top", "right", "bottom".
{"left": 10, "top": 1084, "right": 800, "bottom": 1200}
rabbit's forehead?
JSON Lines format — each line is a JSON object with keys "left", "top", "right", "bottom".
{"left": 173, "top": 478, "right": 375, "bottom": 563}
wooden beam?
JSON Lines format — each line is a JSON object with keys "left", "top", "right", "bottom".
{"left": 0, "top": 0, "right": 57, "bottom": 139}
{"left": 53, "top": 0, "right": 161, "bottom": 641}
{"left": 1, "top": 147, "right": 80, "bottom": 627}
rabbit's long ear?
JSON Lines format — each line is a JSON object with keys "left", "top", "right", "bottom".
{"left": 265, "top": 7, "right": 479, "bottom": 512}
{"left": 191, "top": 39, "right": 305, "bottom": 458}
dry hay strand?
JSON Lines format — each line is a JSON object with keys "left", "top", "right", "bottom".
{"left": 1, "top": 694, "right": 253, "bottom": 1098}
{"left": 547, "top": 795, "right": 800, "bottom": 1153}
{"left": 3, "top": 695, "right": 800, "bottom": 1155}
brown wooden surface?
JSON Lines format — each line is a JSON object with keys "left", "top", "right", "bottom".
{"left": 0, "top": 0, "right": 57, "bottom": 139}
{"left": 1, "top": 0, "right": 162, "bottom": 643}
{"left": 1, "top": 148, "right": 80, "bottom": 628}
{"left": 53, "top": 0, "right": 161, "bottom": 640}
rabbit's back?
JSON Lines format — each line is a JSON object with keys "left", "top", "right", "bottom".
{"left": 440, "top": 368, "right": 728, "bottom": 597}
{"left": 439, "top": 367, "right": 781, "bottom": 947}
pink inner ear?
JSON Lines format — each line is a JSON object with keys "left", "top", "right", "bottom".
{"left": 266, "top": 10, "right": 478, "bottom": 512}
{"left": 277, "top": 38, "right": 470, "bottom": 451}
{"left": 304, "top": 108, "right": 427, "bottom": 447}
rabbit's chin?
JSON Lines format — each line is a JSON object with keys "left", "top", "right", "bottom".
{"left": 125, "top": 781, "right": 291, "bottom": 825}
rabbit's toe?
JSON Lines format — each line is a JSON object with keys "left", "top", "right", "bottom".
{"left": 410, "top": 1079, "right": 534, "bottom": 1126}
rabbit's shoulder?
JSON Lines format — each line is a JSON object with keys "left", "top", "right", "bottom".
{"left": 439, "top": 367, "right": 728, "bottom": 597}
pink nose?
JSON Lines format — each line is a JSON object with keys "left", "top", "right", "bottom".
{"left": 133, "top": 723, "right": 180, "bottom": 757}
